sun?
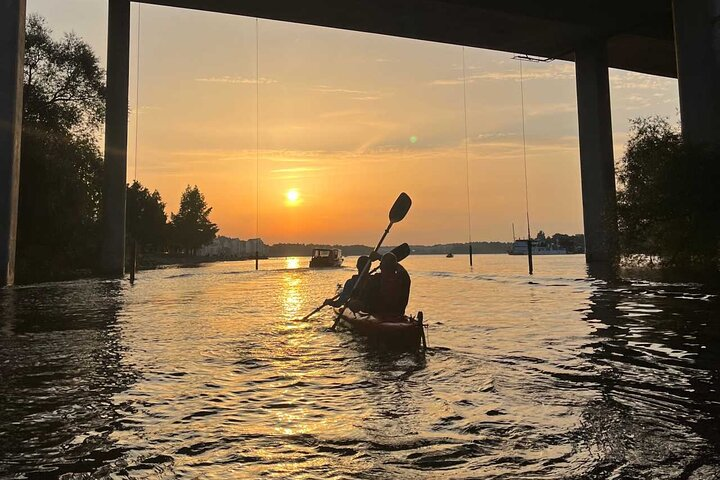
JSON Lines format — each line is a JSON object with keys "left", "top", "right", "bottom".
{"left": 285, "top": 188, "right": 300, "bottom": 206}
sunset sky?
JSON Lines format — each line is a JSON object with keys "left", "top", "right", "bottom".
{"left": 28, "top": 0, "right": 680, "bottom": 245}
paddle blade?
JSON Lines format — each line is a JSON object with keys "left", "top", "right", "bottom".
{"left": 391, "top": 242, "right": 411, "bottom": 262}
{"left": 389, "top": 192, "right": 412, "bottom": 223}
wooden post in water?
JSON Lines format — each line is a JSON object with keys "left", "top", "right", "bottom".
{"left": 527, "top": 238, "right": 533, "bottom": 275}
{"left": 129, "top": 240, "right": 137, "bottom": 284}
{"left": 468, "top": 243, "right": 473, "bottom": 267}
{"left": 255, "top": 250, "right": 259, "bottom": 270}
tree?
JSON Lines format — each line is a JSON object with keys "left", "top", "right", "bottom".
{"left": 170, "top": 185, "right": 218, "bottom": 255}
{"left": 551, "top": 233, "right": 585, "bottom": 254}
{"left": 126, "top": 181, "right": 168, "bottom": 252}
{"left": 617, "top": 116, "right": 720, "bottom": 270}
{"left": 16, "top": 15, "right": 106, "bottom": 282}
{"left": 536, "top": 230, "right": 547, "bottom": 245}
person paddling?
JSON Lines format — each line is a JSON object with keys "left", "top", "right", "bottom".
{"left": 324, "top": 256, "right": 371, "bottom": 309}
{"left": 371, "top": 252, "right": 411, "bottom": 318}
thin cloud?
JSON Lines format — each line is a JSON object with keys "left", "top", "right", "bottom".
{"left": 312, "top": 85, "right": 382, "bottom": 100}
{"left": 526, "top": 102, "right": 577, "bottom": 117}
{"left": 195, "top": 76, "right": 278, "bottom": 85}
{"left": 268, "top": 157, "right": 315, "bottom": 163}
{"left": 430, "top": 66, "right": 575, "bottom": 86}
{"left": 318, "top": 109, "right": 367, "bottom": 119}
{"left": 475, "top": 132, "right": 517, "bottom": 140}
{"left": 351, "top": 95, "right": 382, "bottom": 101}
{"left": 270, "top": 166, "right": 327, "bottom": 174}
{"left": 609, "top": 71, "right": 674, "bottom": 91}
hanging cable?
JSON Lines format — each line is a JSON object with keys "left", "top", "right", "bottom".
{"left": 128, "top": 3, "right": 143, "bottom": 285}
{"left": 519, "top": 60, "right": 533, "bottom": 275}
{"left": 462, "top": 47, "right": 473, "bottom": 267}
{"left": 255, "top": 18, "right": 260, "bottom": 271}
{"left": 133, "top": 3, "right": 141, "bottom": 182}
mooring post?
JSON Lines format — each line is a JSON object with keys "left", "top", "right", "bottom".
{"left": 527, "top": 238, "right": 534, "bottom": 275}
{"left": 0, "top": 0, "right": 26, "bottom": 287}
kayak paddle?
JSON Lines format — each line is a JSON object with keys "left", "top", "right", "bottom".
{"left": 300, "top": 293, "right": 340, "bottom": 322}
{"left": 331, "top": 193, "right": 412, "bottom": 330}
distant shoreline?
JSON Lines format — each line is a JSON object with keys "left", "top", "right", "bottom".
{"left": 146, "top": 250, "right": 586, "bottom": 268}
{"left": 136, "top": 253, "right": 268, "bottom": 271}
{"left": 267, "top": 242, "right": 515, "bottom": 257}
{"left": 137, "top": 250, "right": 527, "bottom": 272}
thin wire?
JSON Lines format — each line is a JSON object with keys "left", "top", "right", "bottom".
{"left": 519, "top": 60, "right": 531, "bottom": 240}
{"left": 130, "top": 4, "right": 142, "bottom": 282}
{"left": 255, "top": 18, "right": 260, "bottom": 269}
{"left": 133, "top": 3, "right": 141, "bottom": 181}
{"left": 462, "top": 47, "right": 473, "bottom": 266}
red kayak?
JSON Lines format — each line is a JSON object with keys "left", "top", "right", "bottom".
{"left": 333, "top": 308, "right": 426, "bottom": 350}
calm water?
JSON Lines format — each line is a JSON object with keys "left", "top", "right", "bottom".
{"left": 1, "top": 255, "right": 719, "bottom": 479}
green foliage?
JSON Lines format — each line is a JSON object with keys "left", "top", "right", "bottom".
{"left": 550, "top": 233, "right": 585, "bottom": 254}
{"left": 617, "top": 117, "right": 720, "bottom": 271}
{"left": 16, "top": 15, "right": 106, "bottom": 282}
{"left": 170, "top": 185, "right": 219, "bottom": 255}
{"left": 23, "top": 15, "right": 105, "bottom": 134}
{"left": 126, "top": 181, "right": 168, "bottom": 252}
{"left": 15, "top": 16, "right": 222, "bottom": 279}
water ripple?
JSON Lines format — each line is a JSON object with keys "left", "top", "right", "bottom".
{"left": 1, "top": 255, "right": 719, "bottom": 478}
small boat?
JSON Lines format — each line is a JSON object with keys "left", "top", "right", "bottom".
{"left": 333, "top": 308, "right": 426, "bottom": 350}
{"left": 309, "top": 248, "right": 344, "bottom": 268}
{"left": 446, "top": 252, "right": 454, "bottom": 258}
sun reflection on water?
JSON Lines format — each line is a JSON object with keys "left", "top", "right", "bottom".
{"left": 285, "top": 257, "right": 301, "bottom": 269}
{"left": 281, "top": 274, "right": 303, "bottom": 320}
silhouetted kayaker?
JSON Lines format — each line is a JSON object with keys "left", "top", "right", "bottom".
{"left": 373, "top": 252, "right": 411, "bottom": 317}
{"left": 324, "top": 255, "right": 370, "bottom": 308}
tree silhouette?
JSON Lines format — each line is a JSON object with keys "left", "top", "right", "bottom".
{"left": 170, "top": 185, "right": 218, "bottom": 255}
{"left": 618, "top": 116, "right": 720, "bottom": 270}
{"left": 126, "top": 181, "right": 168, "bottom": 252}
{"left": 16, "top": 15, "right": 106, "bottom": 282}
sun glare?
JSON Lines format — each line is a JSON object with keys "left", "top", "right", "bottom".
{"left": 285, "top": 189, "right": 300, "bottom": 206}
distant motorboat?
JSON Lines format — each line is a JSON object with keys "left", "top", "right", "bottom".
{"left": 446, "top": 252, "right": 454, "bottom": 258}
{"left": 508, "top": 239, "right": 566, "bottom": 255}
{"left": 309, "top": 248, "right": 344, "bottom": 268}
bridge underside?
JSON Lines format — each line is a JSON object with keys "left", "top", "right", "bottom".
{"left": 2, "top": 0, "right": 719, "bottom": 285}
{"left": 141, "top": 0, "right": 678, "bottom": 78}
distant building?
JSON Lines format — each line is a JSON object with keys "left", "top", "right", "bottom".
{"left": 246, "top": 238, "right": 269, "bottom": 257}
{"left": 199, "top": 236, "right": 251, "bottom": 258}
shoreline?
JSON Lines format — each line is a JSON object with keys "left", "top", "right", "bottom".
{"left": 14, "top": 253, "right": 719, "bottom": 288}
{"left": 137, "top": 253, "right": 269, "bottom": 271}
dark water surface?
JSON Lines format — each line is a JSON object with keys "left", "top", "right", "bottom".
{"left": 1, "top": 255, "right": 719, "bottom": 479}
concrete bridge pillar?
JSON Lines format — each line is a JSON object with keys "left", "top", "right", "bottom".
{"left": 0, "top": 0, "right": 26, "bottom": 287}
{"left": 100, "top": 0, "right": 131, "bottom": 276}
{"left": 574, "top": 42, "right": 618, "bottom": 265}
{"left": 672, "top": 0, "right": 720, "bottom": 147}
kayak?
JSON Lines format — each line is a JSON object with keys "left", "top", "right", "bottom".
{"left": 333, "top": 308, "right": 426, "bottom": 350}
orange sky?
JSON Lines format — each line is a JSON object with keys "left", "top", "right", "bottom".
{"left": 29, "top": 0, "right": 680, "bottom": 245}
